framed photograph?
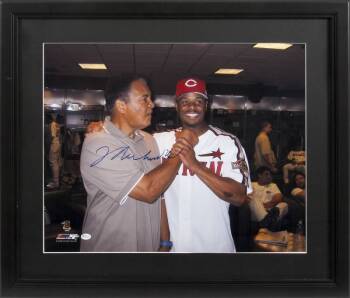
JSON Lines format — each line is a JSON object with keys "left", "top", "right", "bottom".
{"left": 1, "top": 0, "right": 348, "bottom": 297}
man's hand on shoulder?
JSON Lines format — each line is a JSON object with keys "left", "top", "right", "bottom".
{"left": 85, "top": 121, "right": 103, "bottom": 135}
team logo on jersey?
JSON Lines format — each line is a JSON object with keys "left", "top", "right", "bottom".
{"left": 231, "top": 159, "right": 249, "bottom": 175}
{"left": 181, "top": 161, "right": 223, "bottom": 176}
{"left": 198, "top": 148, "right": 224, "bottom": 160}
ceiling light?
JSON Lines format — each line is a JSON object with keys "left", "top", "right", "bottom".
{"left": 66, "top": 102, "right": 81, "bottom": 111}
{"left": 215, "top": 68, "right": 244, "bottom": 75}
{"left": 253, "top": 43, "right": 292, "bottom": 50}
{"left": 78, "top": 63, "right": 107, "bottom": 70}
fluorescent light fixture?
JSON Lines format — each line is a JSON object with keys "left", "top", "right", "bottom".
{"left": 215, "top": 68, "right": 244, "bottom": 75}
{"left": 49, "top": 104, "right": 61, "bottom": 109}
{"left": 253, "top": 43, "right": 293, "bottom": 50}
{"left": 78, "top": 63, "right": 107, "bottom": 70}
{"left": 66, "top": 103, "right": 81, "bottom": 111}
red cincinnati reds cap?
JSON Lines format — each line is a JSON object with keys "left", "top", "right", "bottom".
{"left": 175, "top": 78, "right": 208, "bottom": 99}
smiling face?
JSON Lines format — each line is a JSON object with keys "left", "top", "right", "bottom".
{"left": 176, "top": 92, "right": 207, "bottom": 129}
{"left": 119, "top": 79, "right": 154, "bottom": 130}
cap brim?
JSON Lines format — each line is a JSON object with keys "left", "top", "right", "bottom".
{"left": 176, "top": 92, "right": 208, "bottom": 100}
{"left": 194, "top": 92, "right": 208, "bottom": 99}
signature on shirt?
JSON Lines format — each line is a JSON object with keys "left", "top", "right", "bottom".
{"left": 90, "top": 145, "right": 171, "bottom": 167}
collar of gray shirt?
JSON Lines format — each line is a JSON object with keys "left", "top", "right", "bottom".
{"left": 104, "top": 119, "right": 144, "bottom": 143}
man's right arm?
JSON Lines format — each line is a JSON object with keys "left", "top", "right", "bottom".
{"left": 128, "top": 153, "right": 182, "bottom": 203}
{"left": 85, "top": 122, "right": 198, "bottom": 203}
{"left": 263, "top": 154, "right": 276, "bottom": 170}
{"left": 128, "top": 131, "right": 198, "bottom": 203}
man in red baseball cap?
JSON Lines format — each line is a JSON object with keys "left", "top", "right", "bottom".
{"left": 173, "top": 77, "right": 210, "bottom": 135}
{"left": 153, "top": 77, "right": 253, "bottom": 252}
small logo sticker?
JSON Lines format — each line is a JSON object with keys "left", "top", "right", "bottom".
{"left": 56, "top": 233, "right": 79, "bottom": 243}
{"left": 81, "top": 233, "right": 91, "bottom": 240}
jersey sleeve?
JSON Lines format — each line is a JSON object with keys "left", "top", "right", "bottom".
{"left": 222, "top": 137, "right": 253, "bottom": 194}
{"left": 80, "top": 135, "right": 145, "bottom": 204}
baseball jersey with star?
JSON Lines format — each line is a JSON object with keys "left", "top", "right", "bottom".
{"left": 153, "top": 125, "right": 252, "bottom": 253}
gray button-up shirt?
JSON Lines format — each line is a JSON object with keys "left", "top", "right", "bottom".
{"left": 80, "top": 119, "right": 161, "bottom": 252}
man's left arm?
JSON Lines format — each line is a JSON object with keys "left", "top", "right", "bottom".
{"left": 179, "top": 149, "right": 249, "bottom": 206}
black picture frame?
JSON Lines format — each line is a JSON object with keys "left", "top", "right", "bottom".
{"left": 0, "top": 0, "right": 348, "bottom": 297}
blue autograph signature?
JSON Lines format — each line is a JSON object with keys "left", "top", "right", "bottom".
{"left": 90, "top": 145, "right": 172, "bottom": 167}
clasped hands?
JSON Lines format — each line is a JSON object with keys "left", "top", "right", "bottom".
{"left": 170, "top": 129, "right": 199, "bottom": 169}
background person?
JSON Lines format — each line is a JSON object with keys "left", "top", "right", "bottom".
{"left": 282, "top": 146, "right": 305, "bottom": 184}
{"left": 254, "top": 121, "right": 277, "bottom": 173}
{"left": 290, "top": 171, "right": 306, "bottom": 206}
{"left": 46, "top": 113, "right": 62, "bottom": 190}
{"left": 283, "top": 171, "right": 306, "bottom": 233}
{"left": 248, "top": 166, "right": 288, "bottom": 230}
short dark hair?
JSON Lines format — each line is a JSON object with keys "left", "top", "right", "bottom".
{"left": 104, "top": 75, "right": 148, "bottom": 113}
{"left": 261, "top": 121, "right": 271, "bottom": 130}
{"left": 256, "top": 166, "right": 271, "bottom": 176}
{"left": 293, "top": 171, "right": 305, "bottom": 181}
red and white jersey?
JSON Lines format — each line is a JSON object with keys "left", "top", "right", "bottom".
{"left": 154, "top": 125, "right": 252, "bottom": 253}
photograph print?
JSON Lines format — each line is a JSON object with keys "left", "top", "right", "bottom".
{"left": 43, "top": 43, "right": 306, "bottom": 253}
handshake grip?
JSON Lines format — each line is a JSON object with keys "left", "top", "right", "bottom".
{"left": 175, "top": 129, "right": 199, "bottom": 147}
{"left": 167, "top": 129, "right": 198, "bottom": 159}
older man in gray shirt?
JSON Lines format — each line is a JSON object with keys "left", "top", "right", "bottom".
{"left": 80, "top": 76, "right": 197, "bottom": 252}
